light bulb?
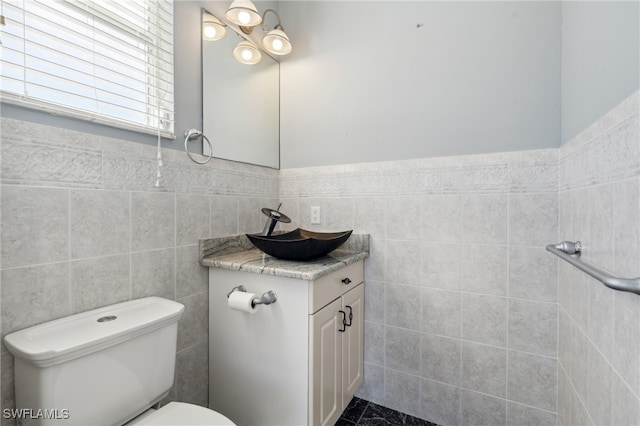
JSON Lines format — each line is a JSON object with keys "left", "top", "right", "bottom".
{"left": 234, "top": 41, "right": 261, "bottom": 64}
{"left": 271, "top": 38, "right": 283, "bottom": 51}
{"left": 203, "top": 25, "right": 217, "bottom": 39}
{"left": 202, "top": 16, "right": 226, "bottom": 41}
{"left": 262, "top": 28, "right": 292, "bottom": 55}
{"left": 238, "top": 10, "right": 251, "bottom": 25}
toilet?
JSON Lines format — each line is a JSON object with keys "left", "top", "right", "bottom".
{"left": 3, "top": 297, "right": 235, "bottom": 426}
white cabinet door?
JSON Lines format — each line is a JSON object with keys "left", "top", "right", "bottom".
{"left": 341, "top": 283, "right": 364, "bottom": 408}
{"left": 309, "top": 297, "right": 343, "bottom": 426}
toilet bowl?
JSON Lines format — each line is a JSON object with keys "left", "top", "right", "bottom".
{"left": 4, "top": 297, "right": 235, "bottom": 426}
{"left": 128, "top": 402, "right": 234, "bottom": 425}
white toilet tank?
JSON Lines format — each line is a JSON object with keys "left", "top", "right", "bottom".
{"left": 4, "top": 297, "right": 185, "bottom": 426}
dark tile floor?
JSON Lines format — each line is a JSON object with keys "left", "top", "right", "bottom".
{"left": 336, "top": 397, "right": 439, "bottom": 426}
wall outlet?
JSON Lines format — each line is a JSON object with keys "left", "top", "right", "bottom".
{"left": 310, "top": 206, "right": 321, "bottom": 224}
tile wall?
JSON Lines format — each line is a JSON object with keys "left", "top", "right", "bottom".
{"left": 1, "top": 91, "right": 637, "bottom": 426}
{"left": 0, "top": 117, "right": 279, "bottom": 425}
{"left": 557, "top": 92, "right": 640, "bottom": 425}
{"left": 279, "top": 148, "right": 561, "bottom": 424}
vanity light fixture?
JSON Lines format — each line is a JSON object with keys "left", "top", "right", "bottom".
{"left": 233, "top": 40, "right": 262, "bottom": 65}
{"left": 261, "top": 9, "right": 292, "bottom": 56}
{"left": 204, "top": 4, "right": 292, "bottom": 64}
{"left": 202, "top": 14, "right": 227, "bottom": 41}
{"left": 225, "top": 0, "right": 262, "bottom": 29}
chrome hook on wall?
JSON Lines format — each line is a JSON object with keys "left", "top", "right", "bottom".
{"left": 184, "top": 128, "right": 213, "bottom": 165}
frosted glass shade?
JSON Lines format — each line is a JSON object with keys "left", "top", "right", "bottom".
{"left": 203, "top": 16, "right": 226, "bottom": 41}
{"left": 262, "top": 28, "right": 292, "bottom": 55}
{"left": 225, "top": 0, "right": 262, "bottom": 27}
{"left": 233, "top": 41, "right": 262, "bottom": 65}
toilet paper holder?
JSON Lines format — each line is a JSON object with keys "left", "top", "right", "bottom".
{"left": 227, "top": 285, "right": 278, "bottom": 307}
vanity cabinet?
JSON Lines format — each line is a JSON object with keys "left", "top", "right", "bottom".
{"left": 310, "top": 282, "right": 364, "bottom": 426}
{"left": 208, "top": 260, "right": 364, "bottom": 426}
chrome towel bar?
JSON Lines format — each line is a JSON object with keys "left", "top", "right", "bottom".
{"left": 546, "top": 241, "right": 640, "bottom": 295}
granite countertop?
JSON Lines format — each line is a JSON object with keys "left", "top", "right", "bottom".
{"left": 199, "top": 233, "right": 369, "bottom": 281}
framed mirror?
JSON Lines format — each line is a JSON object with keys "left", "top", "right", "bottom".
{"left": 202, "top": 9, "right": 280, "bottom": 169}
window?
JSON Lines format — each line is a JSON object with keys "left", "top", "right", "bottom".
{"left": 1, "top": 0, "right": 174, "bottom": 137}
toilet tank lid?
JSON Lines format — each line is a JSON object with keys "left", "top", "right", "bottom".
{"left": 4, "top": 297, "right": 185, "bottom": 367}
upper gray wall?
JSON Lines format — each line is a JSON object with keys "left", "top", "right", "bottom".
{"left": 278, "top": 1, "right": 562, "bottom": 169}
{"left": 5, "top": 1, "right": 638, "bottom": 166}
{"left": 560, "top": 1, "right": 640, "bottom": 144}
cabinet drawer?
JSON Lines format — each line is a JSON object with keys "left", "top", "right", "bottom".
{"left": 309, "top": 261, "right": 363, "bottom": 314}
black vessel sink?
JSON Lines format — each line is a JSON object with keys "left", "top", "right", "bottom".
{"left": 247, "top": 228, "right": 353, "bottom": 261}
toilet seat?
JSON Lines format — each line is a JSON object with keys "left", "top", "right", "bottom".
{"left": 129, "top": 402, "right": 235, "bottom": 425}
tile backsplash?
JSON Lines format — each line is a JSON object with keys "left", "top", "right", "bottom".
{"left": 280, "top": 148, "right": 560, "bottom": 424}
{"left": 0, "top": 118, "right": 279, "bottom": 425}
{"left": 0, "top": 90, "right": 638, "bottom": 426}
{"left": 278, "top": 91, "right": 640, "bottom": 426}
{"left": 557, "top": 92, "right": 640, "bottom": 425}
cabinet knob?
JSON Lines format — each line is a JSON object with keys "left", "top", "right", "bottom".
{"left": 342, "top": 278, "right": 352, "bottom": 285}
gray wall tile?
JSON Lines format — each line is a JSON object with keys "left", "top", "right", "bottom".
{"left": 507, "top": 350, "right": 557, "bottom": 412}
{"left": 506, "top": 401, "right": 557, "bottom": 426}
{"left": 1, "top": 263, "right": 71, "bottom": 337}
{"left": 421, "top": 334, "right": 461, "bottom": 386}
{"left": 354, "top": 197, "right": 386, "bottom": 238}
{"left": 420, "top": 379, "right": 460, "bottom": 426}
{"left": 364, "top": 279, "right": 385, "bottom": 324}
{"left": 386, "top": 284, "right": 421, "bottom": 331}
{"left": 355, "top": 363, "right": 385, "bottom": 405}
{"left": 131, "top": 248, "right": 176, "bottom": 300}
{"left": 461, "top": 293, "right": 507, "bottom": 347}
{"left": 0, "top": 119, "right": 281, "bottom": 417}
{"left": 508, "top": 246, "right": 558, "bottom": 302}
{"left": 421, "top": 288, "right": 460, "bottom": 338}
{"left": 70, "top": 190, "right": 130, "bottom": 259}
{"left": 461, "top": 341, "right": 507, "bottom": 398}
{"left": 1, "top": 352, "right": 15, "bottom": 424}
{"left": 384, "top": 369, "right": 421, "bottom": 417}
{"left": 587, "top": 343, "right": 612, "bottom": 426}
{"left": 461, "top": 244, "right": 507, "bottom": 296}
{"left": 386, "top": 240, "right": 420, "bottom": 286}
{"left": 509, "top": 193, "right": 558, "bottom": 247}
{"left": 508, "top": 299, "right": 558, "bottom": 357}
{"left": 2, "top": 139, "right": 102, "bottom": 186}
{"left": 176, "top": 194, "right": 210, "bottom": 246}
{"left": 175, "top": 341, "right": 208, "bottom": 403}
{"left": 421, "top": 242, "right": 461, "bottom": 290}
{"left": 238, "top": 197, "right": 266, "bottom": 234}
{"left": 131, "top": 192, "right": 176, "bottom": 251}
{"left": 462, "top": 194, "right": 508, "bottom": 244}
{"left": 385, "top": 326, "right": 420, "bottom": 375}
{"left": 587, "top": 282, "right": 613, "bottom": 361}
{"left": 421, "top": 195, "right": 462, "bottom": 242}
{"left": 176, "top": 245, "right": 208, "bottom": 299}
{"left": 324, "top": 197, "right": 355, "bottom": 231}
{"left": 612, "top": 371, "right": 640, "bottom": 426}
{"left": 210, "top": 195, "right": 238, "bottom": 237}
{"left": 557, "top": 103, "right": 640, "bottom": 426}
{"left": 612, "top": 291, "right": 640, "bottom": 396}
{"left": 177, "top": 292, "right": 209, "bottom": 351}
{"left": 461, "top": 390, "right": 506, "bottom": 426}
{"left": 69, "top": 254, "right": 130, "bottom": 313}
{"left": 364, "top": 321, "right": 385, "bottom": 365}
{"left": 1, "top": 186, "right": 69, "bottom": 268}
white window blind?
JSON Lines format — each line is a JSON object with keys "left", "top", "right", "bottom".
{"left": 0, "top": 0, "right": 174, "bottom": 137}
